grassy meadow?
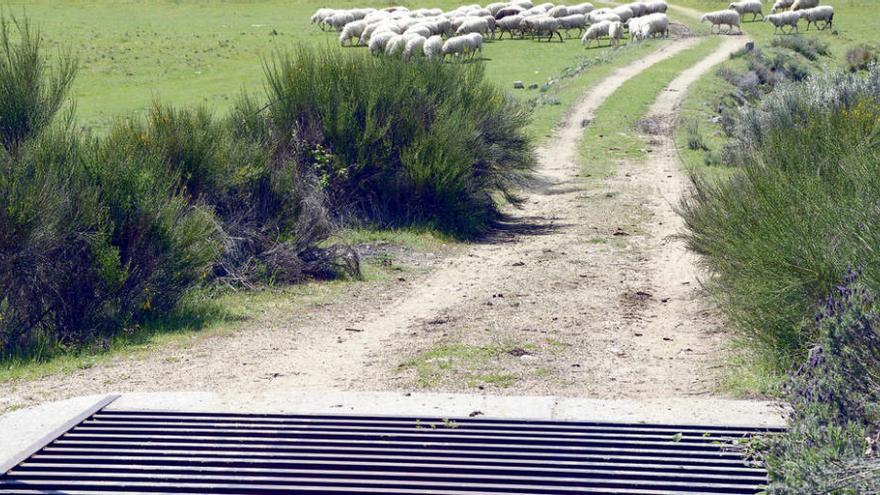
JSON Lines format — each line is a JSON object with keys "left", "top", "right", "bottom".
{"left": 3, "top": 0, "right": 684, "bottom": 138}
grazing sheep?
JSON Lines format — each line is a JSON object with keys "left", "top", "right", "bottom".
{"left": 482, "top": 15, "right": 498, "bottom": 38}
{"left": 536, "top": 2, "right": 556, "bottom": 10}
{"left": 632, "top": 13, "right": 669, "bottom": 39}
{"left": 403, "top": 35, "right": 427, "bottom": 60}
{"left": 608, "top": 20, "right": 626, "bottom": 46}
{"left": 729, "top": 1, "right": 764, "bottom": 21}
{"left": 771, "top": 0, "right": 794, "bottom": 13}
{"left": 791, "top": 0, "right": 819, "bottom": 10}
{"left": 581, "top": 20, "right": 612, "bottom": 48}
{"left": 612, "top": 5, "right": 635, "bottom": 22}
{"left": 765, "top": 11, "right": 800, "bottom": 32}
{"left": 456, "top": 17, "right": 491, "bottom": 36}
{"left": 497, "top": 15, "right": 526, "bottom": 38}
{"left": 442, "top": 33, "right": 483, "bottom": 60}
{"left": 486, "top": 2, "right": 509, "bottom": 15}
{"left": 423, "top": 35, "right": 443, "bottom": 59}
{"left": 645, "top": 1, "right": 668, "bottom": 14}
{"left": 385, "top": 34, "right": 408, "bottom": 56}
{"left": 369, "top": 31, "right": 395, "bottom": 55}
{"left": 568, "top": 3, "right": 596, "bottom": 15}
{"left": 701, "top": 9, "right": 743, "bottom": 33}
{"left": 523, "top": 15, "right": 565, "bottom": 41}
{"left": 801, "top": 5, "right": 833, "bottom": 30}
{"left": 496, "top": 6, "right": 525, "bottom": 19}
{"left": 547, "top": 5, "right": 570, "bottom": 18}
{"left": 405, "top": 24, "right": 433, "bottom": 38}
{"left": 558, "top": 14, "right": 588, "bottom": 36}
{"left": 625, "top": 2, "right": 648, "bottom": 17}
{"left": 589, "top": 11, "right": 622, "bottom": 23}
{"left": 325, "top": 12, "right": 356, "bottom": 31}
{"left": 339, "top": 20, "right": 367, "bottom": 46}
{"left": 512, "top": 0, "right": 534, "bottom": 8}
{"left": 311, "top": 8, "right": 337, "bottom": 29}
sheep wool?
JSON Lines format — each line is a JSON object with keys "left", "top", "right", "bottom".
{"left": 403, "top": 35, "right": 427, "bottom": 60}
{"left": 729, "top": 0, "right": 764, "bottom": 21}
{"left": 791, "top": 0, "right": 820, "bottom": 11}
{"left": 497, "top": 15, "right": 525, "bottom": 38}
{"left": 339, "top": 20, "right": 367, "bottom": 46}
{"left": 633, "top": 13, "right": 669, "bottom": 39}
{"left": 368, "top": 31, "right": 395, "bottom": 55}
{"left": 423, "top": 35, "right": 443, "bottom": 59}
{"left": 700, "top": 9, "right": 743, "bottom": 33}
{"left": 581, "top": 20, "right": 612, "bottom": 48}
{"left": 557, "top": 14, "right": 588, "bottom": 35}
{"left": 612, "top": 5, "right": 635, "bottom": 22}
{"left": 568, "top": 3, "right": 596, "bottom": 15}
{"left": 547, "top": 5, "right": 570, "bottom": 18}
{"left": 608, "top": 21, "right": 625, "bottom": 46}
{"left": 771, "top": 0, "right": 794, "bottom": 13}
{"left": 523, "top": 15, "right": 564, "bottom": 41}
{"left": 455, "top": 17, "right": 490, "bottom": 36}
{"left": 801, "top": 5, "right": 833, "bottom": 30}
{"left": 645, "top": 1, "right": 668, "bottom": 14}
{"left": 765, "top": 11, "right": 800, "bottom": 32}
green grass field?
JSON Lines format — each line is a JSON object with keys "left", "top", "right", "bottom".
{"left": 8, "top": 0, "right": 699, "bottom": 138}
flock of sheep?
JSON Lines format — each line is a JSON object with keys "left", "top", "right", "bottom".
{"left": 310, "top": 1, "right": 672, "bottom": 61}
{"left": 700, "top": 0, "right": 834, "bottom": 35}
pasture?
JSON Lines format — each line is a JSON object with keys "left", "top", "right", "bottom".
{"left": 5, "top": 0, "right": 692, "bottom": 137}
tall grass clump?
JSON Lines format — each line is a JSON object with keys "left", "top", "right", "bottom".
{"left": 759, "top": 271, "right": 880, "bottom": 493}
{"left": 680, "top": 66, "right": 880, "bottom": 367}
{"left": 261, "top": 46, "right": 536, "bottom": 237}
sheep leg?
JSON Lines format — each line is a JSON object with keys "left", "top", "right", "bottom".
{"left": 555, "top": 30, "right": 564, "bottom": 42}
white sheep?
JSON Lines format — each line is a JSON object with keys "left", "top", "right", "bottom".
{"left": 581, "top": 20, "right": 612, "bottom": 48}
{"left": 625, "top": 2, "right": 648, "bottom": 17}
{"left": 791, "top": 0, "right": 820, "bottom": 11}
{"left": 423, "top": 35, "right": 443, "bottom": 59}
{"left": 632, "top": 13, "right": 669, "bottom": 39}
{"left": 369, "top": 31, "right": 395, "bottom": 55}
{"left": 486, "top": 2, "right": 509, "bottom": 15}
{"left": 608, "top": 21, "right": 626, "bottom": 46}
{"left": 403, "top": 35, "right": 427, "bottom": 60}
{"left": 568, "top": 3, "right": 596, "bottom": 15}
{"left": 558, "top": 14, "right": 588, "bottom": 36}
{"left": 311, "top": 8, "right": 337, "bottom": 29}
{"left": 589, "top": 11, "right": 622, "bottom": 23}
{"left": 496, "top": 6, "right": 525, "bottom": 19}
{"left": 771, "top": 0, "right": 794, "bottom": 13}
{"left": 645, "top": 1, "right": 668, "bottom": 14}
{"left": 497, "top": 15, "right": 526, "bottom": 39}
{"left": 547, "top": 5, "right": 570, "bottom": 18}
{"left": 441, "top": 34, "right": 474, "bottom": 60}
{"left": 729, "top": 1, "right": 764, "bottom": 21}
{"left": 385, "top": 34, "right": 408, "bottom": 57}
{"left": 339, "top": 21, "right": 367, "bottom": 46}
{"left": 456, "top": 17, "right": 491, "bottom": 37}
{"left": 612, "top": 5, "right": 635, "bottom": 22}
{"left": 701, "top": 9, "right": 743, "bottom": 34}
{"left": 765, "top": 11, "right": 800, "bottom": 33}
{"left": 801, "top": 5, "right": 833, "bottom": 30}
{"left": 523, "top": 15, "right": 564, "bottom": 41}
{"left": 325, "top": 12, "right": 356, "bottom": 31}
{"left": 405, "top": 24, "right": 433, "bottom": 38}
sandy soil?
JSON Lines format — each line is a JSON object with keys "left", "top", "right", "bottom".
{"left": 2, "top": 35, "right": 748, "bottom": 414}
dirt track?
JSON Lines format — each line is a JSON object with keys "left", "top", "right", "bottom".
{"left": 3, "top": 34, "right": 748, "bottom": 413}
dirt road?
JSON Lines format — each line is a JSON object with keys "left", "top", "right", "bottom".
{"left": 3, "top": 35, "right": 748, "bottom": 413}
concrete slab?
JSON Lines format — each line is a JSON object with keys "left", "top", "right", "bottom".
{"left": 0, "top": 390, "right": 786, "bottom": 470}
{"left": 107, "top": 390, "right": 786, "bottom": 427}
{"left": 0, "top": 394, "right": 110, "bottom": 470}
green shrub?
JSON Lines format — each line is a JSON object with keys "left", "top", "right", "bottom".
{"left": 761, "top": 272, "right": 880, "bottom": 494}
{"left": 680, "top": 66, "right": 880, "bottom": 365}
{"left": 685, "top": 119, "right": 708, "bottom": 151}
{"left": 847, "top": 45, "right": 877, "bottom": 73}
{"left": 261, "top": 46, "right": 536, "bottom": 236}
{"left": 771, "top": 35, "right": 831, "bottom": 62}
{"left": 0, "top": 17, "right": 76, "bottom": 155}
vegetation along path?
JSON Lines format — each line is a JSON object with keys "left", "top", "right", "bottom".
{"left": 4, "top": 35, "right": 751, "bottom": 412}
